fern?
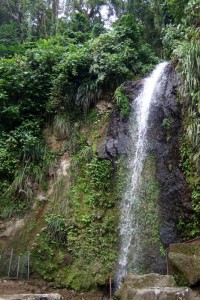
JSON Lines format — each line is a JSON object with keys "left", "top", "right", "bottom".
{"left": 114, "top": 84, "right": 130, "bottom": 117}
{"left": 53, "top": 113, "right": 70, "bottom": 139}
{"left": 76, "top": 81, "right": 102, "bottom": 116}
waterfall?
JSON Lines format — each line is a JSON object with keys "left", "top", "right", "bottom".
{"left": 58, "top": 0, "right": 68, "bottom": 18}
{"left": 115, "top": 62, "right": 169, "bottom": 287}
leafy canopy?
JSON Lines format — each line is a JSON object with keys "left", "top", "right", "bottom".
{"left": 0, "top": 12, "right": 157, "bottom": 217}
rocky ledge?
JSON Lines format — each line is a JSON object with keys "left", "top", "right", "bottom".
{"left": 114, "top": 273, "right": 200, "bottom": 300}
{"left": 0, "top": 294, "right": 62, "bottom": 300}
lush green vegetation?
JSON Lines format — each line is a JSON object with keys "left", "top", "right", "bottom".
{"left": 0, "top": 11, "right": 157, "bottom": 219}
{"left": 32, "top": 110, "right": 124, "bottom": 290}
{"left": 163, "top": 0, "right": 200, "bottom": 237}
{"left": 114, "top": 85, "right": 130, "bottom": 117}
{"left": 0, "top": 0, "right": 199, "bottom": 292}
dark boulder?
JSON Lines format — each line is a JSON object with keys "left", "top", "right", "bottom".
{"left": 97, "top": 109, "right": 130, "bottom": 159}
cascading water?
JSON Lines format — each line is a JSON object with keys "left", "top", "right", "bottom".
{"left": 115, "top": 62, "right": 169, "bottom": 287}
{"left": 58, "top": 0, "right": 68, "bottom": 18}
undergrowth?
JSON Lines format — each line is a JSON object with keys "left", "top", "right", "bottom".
{"left": 32, "top": 109, "right": 124, "bottom": 291}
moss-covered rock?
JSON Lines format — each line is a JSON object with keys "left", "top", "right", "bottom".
{"left": 168, "top": 242, "right": 200, "bottom": 286}
{"left": 124, "top": 155, "right": 164, "bottom": 275}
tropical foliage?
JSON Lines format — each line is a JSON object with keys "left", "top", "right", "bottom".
{"left": 163, "top": 0, "right": 200, "bottom": 236}
{"left": 0, "top": 5, "right": 157, "bottom": 218}
{"left": 0, "top": 0, "right": 199, "bottom": 291}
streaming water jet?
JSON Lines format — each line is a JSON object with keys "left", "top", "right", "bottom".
{"left": 115, "top": 62, "right": 169, "bottom": 287}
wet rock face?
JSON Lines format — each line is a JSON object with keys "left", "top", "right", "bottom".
{"left": 98, "top": 65, "right": 192, "bottom": 276}
{"left": 97, "top": 81, "right": 143, "bottom": 159}
{"left": 97, "top": 109, "right": 130, "bottom": 158}
{"left": 147, "top": 64, "right": 192, "bottom": 247}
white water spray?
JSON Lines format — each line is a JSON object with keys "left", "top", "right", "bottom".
{"left": 58, "top": 0, "right": 68, "bottom": 18}
{"left": 115, "top": 62, "right": 169, "bottom": 286}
